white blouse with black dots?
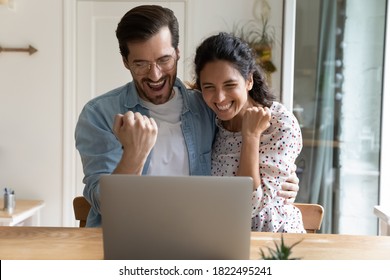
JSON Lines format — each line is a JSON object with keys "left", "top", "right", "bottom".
{"left": 211, "top": 101, "right": 306, "bottom": 233}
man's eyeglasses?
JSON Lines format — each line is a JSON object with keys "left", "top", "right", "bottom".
{"left": 130, "top": 52, "right": 176, "bottom": 76}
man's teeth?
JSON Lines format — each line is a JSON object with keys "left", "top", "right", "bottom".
{"left": 216, "top": 102, "right": 232, "bottom": 111}
{"left": 148, "top": 81, "right": 164, "bottom": 88}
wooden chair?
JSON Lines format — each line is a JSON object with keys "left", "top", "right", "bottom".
{"left": 73, "top": 196, "right": 91, "bottom": 228}
{"left": 294, "top": 203, "right": 324, "bottom": 233}
{"left": 374, "top": 205, "right": 390, "bottom": 236}
{"left": 72, "top": 197, "right": 324, "bottom": 232}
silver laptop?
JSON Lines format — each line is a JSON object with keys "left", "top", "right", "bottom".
{"left": 100, "top": 175, "right": 253, "bottom": 260}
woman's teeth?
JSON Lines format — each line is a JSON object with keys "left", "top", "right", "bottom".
{"left": 216, "top": 102, "right": 232, "bottom": 111}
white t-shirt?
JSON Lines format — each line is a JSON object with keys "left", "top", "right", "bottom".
{"left": 139, "top": 88, "right": 189, "bottom": 175}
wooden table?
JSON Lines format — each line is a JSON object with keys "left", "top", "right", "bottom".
{"left": 0, "top": 199, "right": 45, "bottom": 226}
{"left": 1, "top": 227, "right": 390, "bottom": 260}
{"left": 251, "top": 232, "right": 390, "bottom": 260}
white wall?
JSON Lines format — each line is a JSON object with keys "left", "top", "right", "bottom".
{"left": 0, "top": 0, "right": 284, "bottom": 226}
{"left": 0, "top": 0, "right": 63, "bottom": 226}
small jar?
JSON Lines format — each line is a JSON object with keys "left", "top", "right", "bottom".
{"left": 4, "top": 192, "right": 15, "bottom": 214}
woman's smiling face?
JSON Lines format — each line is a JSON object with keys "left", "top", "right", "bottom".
{"left": 199, "top": 60, "right": 253, "bottom": 122}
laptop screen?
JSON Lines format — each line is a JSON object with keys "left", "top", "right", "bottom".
{"left": 100, "top": 175, "right": 253, "bottom": 260}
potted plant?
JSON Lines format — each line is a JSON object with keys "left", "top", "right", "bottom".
{"left": 232, "top": 0, "right": 277, "bottom": 74}
{"left": 259, "top": 234, "right": 302, "bottom": 260}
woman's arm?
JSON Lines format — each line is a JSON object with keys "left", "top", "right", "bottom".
{"left": 237, "top": 107, "right": 271, "bottom": 190}
{"left": 251, "top": 103, "right": 303, "bottom": 232}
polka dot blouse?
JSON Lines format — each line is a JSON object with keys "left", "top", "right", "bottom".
{"left": 212, "top": 101, "right": 306, "bottom": 233}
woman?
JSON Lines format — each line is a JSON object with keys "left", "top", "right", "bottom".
{"left": 194, "top": 32, "right": 305, "bottom": 233}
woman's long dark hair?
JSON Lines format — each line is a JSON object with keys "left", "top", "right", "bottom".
{"left": 194, "top": 32, "right": 275, "bottom": 107}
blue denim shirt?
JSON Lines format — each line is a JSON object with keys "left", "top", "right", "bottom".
{"left": 75, "top": 79, "right": 216, "bottom": 227}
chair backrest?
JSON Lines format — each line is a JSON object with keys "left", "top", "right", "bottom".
{"left": 294, "top": 203, "right": 324, "bottom": 233}
{"left": 374, "top": 205, "right": 390, "bottom": 236}
{"left": 72, "top": 197, "right": 325, "bottom": 232}
{"left": 73, "top": 196, "right": 91, "bottom": 228}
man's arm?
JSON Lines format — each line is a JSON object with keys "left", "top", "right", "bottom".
{"left": 112, "top": 111, "right": 158, "bottom": 175}
{"left": 76, "top": 107, "right": 157, "bottom": 217}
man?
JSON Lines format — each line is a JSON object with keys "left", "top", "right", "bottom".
{"left": 75, "top": 5, "right": 299, "bottom": 227}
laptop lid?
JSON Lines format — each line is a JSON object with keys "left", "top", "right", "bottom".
{"left": 100, "top": 175, "right": 253, "bottom": 260}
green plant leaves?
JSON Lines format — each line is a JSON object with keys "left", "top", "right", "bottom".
{"left": 259, "top": 234, "right": 303, "bottom": 260}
